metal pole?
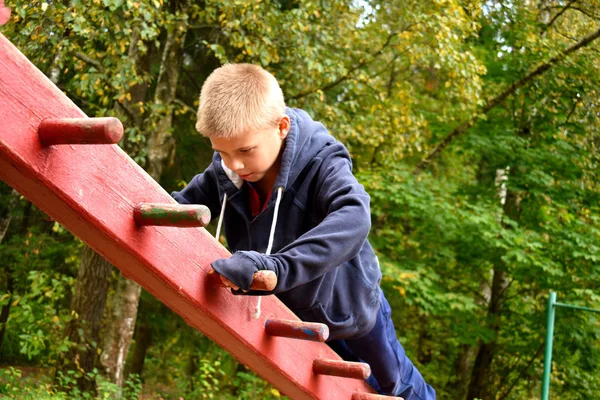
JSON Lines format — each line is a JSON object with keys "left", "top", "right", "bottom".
{"left": 541, "top": 291, "right": 557, "bottom": 400}
{"left": 554, "top": 302, "right": 600, "bottom": 314}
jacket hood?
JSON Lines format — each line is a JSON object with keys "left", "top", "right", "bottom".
{"left": 274, "top": 107, "right": 338, "bottom": 190}
{"left": 212, "top": 107, "right": 340, "bottom": 197}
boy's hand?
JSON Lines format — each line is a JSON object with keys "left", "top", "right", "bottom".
{"left": 208, "top": 269, "right": 241, "bottom": 290}
{"left": 218, "top": 273, "right": 240, "bottom": 291}
{"left": 217, "top": 271, "right": 277, "bottom": 292}
{"left": 211, "top": 252, "right": 260, "bottom": 291}
{"left": 211, "top": 252, "right": 277, "bottom": 292}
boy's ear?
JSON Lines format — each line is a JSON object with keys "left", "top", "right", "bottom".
{"left": 278, "top": 115, "right": 291, "bottom": 139}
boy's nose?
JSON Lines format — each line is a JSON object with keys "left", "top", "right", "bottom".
{"left": 230, "top": 158, "right": 245, "bottom": 171}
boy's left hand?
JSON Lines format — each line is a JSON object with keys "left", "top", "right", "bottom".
{"left": 218, "top": 273, "right": 240, "bottom": 291}
{"left": 211, "top": 251, "right": 271, "bottom": 292}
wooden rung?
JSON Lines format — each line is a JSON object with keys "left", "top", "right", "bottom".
{"left": 265, "top": 319, "right": 329, "bottom": 342}
{"left": 249, "top": 270, "right": 277, "bottom": 291}
{"left": 38, "top": 117, "right": 123, "bottom": 146}
{"left": 209, "top": 269, "right": 278, "bottom": 291}
{"left": 313, "top": 359, "right": 371, "bottom": 380}
{"left": 134, "top": 203, "right": 211, "bottom": 227}
{"left": 352, "top": 393, "right": 404, "bottom": 400}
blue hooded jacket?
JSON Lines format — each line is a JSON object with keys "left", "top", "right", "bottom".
{"left": 172, "top": 108, "right": 382, "bottom": 340}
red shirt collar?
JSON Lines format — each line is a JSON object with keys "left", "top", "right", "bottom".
{"left": 246, "top": 182, "right": 271, "bottom": 217}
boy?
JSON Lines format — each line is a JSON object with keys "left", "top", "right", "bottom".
{"left": 171, "top": 64, "right": 435, "bottom": 399}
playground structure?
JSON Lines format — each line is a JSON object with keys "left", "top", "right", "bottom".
{"left": 542, "top": 292, "right": 600, "bottom": 400}
{"left": 0, "top": 31, "right": 394, "bottom": 399}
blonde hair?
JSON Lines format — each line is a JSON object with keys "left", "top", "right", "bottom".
{"left": 196, "top": 64, "right": 286, "bottom": 138}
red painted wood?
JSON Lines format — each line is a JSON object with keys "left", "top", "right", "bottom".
{"left": 38, "top": 117, "right": 123, "bottom": 146}
{"left": 313, "top": 359, "right": 371, "bottom": 380}
{"left": 0, "top": 33, "right": 376, "bottom": 399}
{"left": 265, "top": 319, "right": 329, "bottom": 342}
{"left": 133, "top": 203, "right": 211, "bottom": 227}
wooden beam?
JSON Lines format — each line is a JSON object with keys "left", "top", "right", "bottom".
{"left": 0, "top": 33, "right": 375, "bottom": 399}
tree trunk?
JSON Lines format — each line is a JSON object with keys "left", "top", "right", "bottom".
{"left": 125, "top": 321, "right": 152, "bottom": 380}
{"left": 102, "top": 1, "right": 189, "bottom": 387}
{"left": 453, "top": 266, "right": 493, "bottom": 400}
{"left": 466, "top": 169, "right": 519, "bottom": 399}
{"left": 146, "top": 0, "right": 190, "bottom": 182}
{"left": 117, "top": 30, "right": 153, "bottom": 155}
{"left": 101, "top": 274, "right": 142, "bottom": 391}
{"left": 452, "top": 343, "right": 478, "bottom": 400}
{"left": 466, "top": 267, "right": 509, "bottom": 400}
{"left": 55, "top": 246, "right": 112, "bottom": 394}
{"left": 0, "top": 189, "right": 19, "bottom": 243}
{"left": 416, "top": 317, "right": 433, "bottom": 365}
{"left": 99, "top": 30, "right": 151, "bottom": 389}
{"left": 0, "top": 273, "right": 14, "bottom": 355}
{"left": 186, "top": 352, "right": 199, "bottom": 392}
{"left": 49, "top": 52, "right": 63, "bottom": 85}
{"left": 451, "top": 167, "right": 503, "bottom": 399}
{"left": 44, "top": 34, "right": 116, "bottom": 394}
{"left": 0, "top": 189, "right": 28, "bottom": 356}
{"left": 101, "top": 7, "right": 190, "bottom": 387}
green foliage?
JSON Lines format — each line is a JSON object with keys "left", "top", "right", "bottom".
{"left": 136, "top": 300, "right": 285, "bottom": 399}
{"left": 1, "top": 222, "right": 79, "bottom": 364}
{"left": 9, "top": 271, "right": 74, "bottom": 361}
{"left": 0, "top": 367, "right": 67, "bottom": 400}
{"left": 229, "top": 369, "right": 283, "bottom": 400}
{"left": 0, "top": 367, "right": 142, "bottom": 400}
{"left": 2, "top": 0, "right": 600, "bottom": 398}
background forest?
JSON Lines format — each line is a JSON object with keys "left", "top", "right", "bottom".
{"left": 1, "top": 0, "right": 600, "bottom": 399}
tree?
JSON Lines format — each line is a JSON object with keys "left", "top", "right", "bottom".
{"left": 54, "top": 247, "right": 112, "bottom": 394}
{"left": 2, "top": 0, "right": 600, "bottom": 397}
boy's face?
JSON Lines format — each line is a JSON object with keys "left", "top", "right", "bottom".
{"left": 211, "top": 116, "right": 290, "bottom": 184}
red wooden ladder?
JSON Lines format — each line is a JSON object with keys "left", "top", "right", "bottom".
{"left": 0, "top": 32, "right": 399, "bottom": 400}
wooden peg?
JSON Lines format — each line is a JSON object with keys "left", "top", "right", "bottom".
{"left": 134, "top": 203, "right": 211, "bottom": 227}
{"left": 38, "top": 117, "right": 123, "bottom": 146}
{"left": 313, "top": 359, "right": 371, "bottom": 380}
{"left": 209, "top": 269, "right": 277, "bottom": 291}
{"left": 0, "top": 2, "right": 10, "bottom": 25}
{"left": 265, "top": 319, "right": 329, "bottom": 342}
{"left": 249, "top": 270, "right": 277, "bottom": 291}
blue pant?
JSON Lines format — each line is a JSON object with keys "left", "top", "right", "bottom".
{"left": 327, "top": 292, "right": 436, "bottom": 399}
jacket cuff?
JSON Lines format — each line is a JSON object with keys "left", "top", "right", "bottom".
{"left": 171, "top": 191, "right": 190, "bottom": 204}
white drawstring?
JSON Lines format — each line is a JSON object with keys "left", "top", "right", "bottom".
{"left": 215, "top": 187, "right": 284, "bottom": 320}
{"left": 266, "top": 187, "right": 284, "bottom": 255}
{"left": 215, "top": 193, "right": 227, "bottom": 241}
{"left": 253, "top": 186, "right": 284, "bottom": 319}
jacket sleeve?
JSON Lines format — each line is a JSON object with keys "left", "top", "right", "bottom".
{"left": 211, "top": 151, "right": 371, "bottom": 292}
{"left": 171, "top": 162, "right": 221, "bottom": 218}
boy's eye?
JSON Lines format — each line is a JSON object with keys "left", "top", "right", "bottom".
{"left": 239, "top": 148, "right": 253, "bottom": 154}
